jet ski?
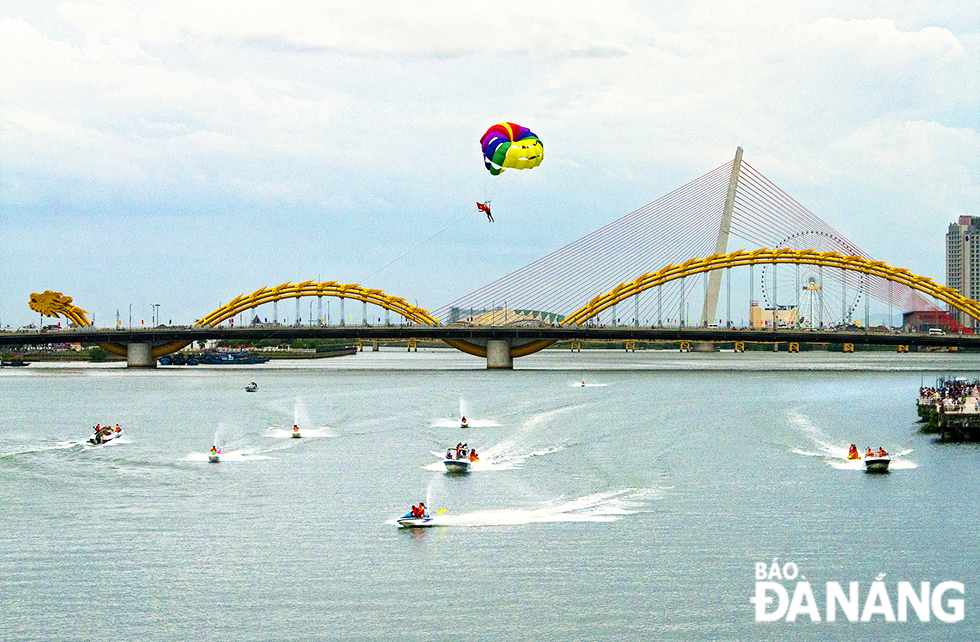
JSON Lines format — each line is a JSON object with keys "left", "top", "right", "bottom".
{"left": 460, "top": 417, "right": 468, "bottom": 428}
{"left": 291, "top": 425, "right": 301, "bottom": 439}
{"left": 245, "top": 382, "right": 258, "bottom": 392}
{"left": 397, "top": 513, "right": 437, "bottom": 528}
{"left": 209, "top": 448, "right": 221, "bottom": 463}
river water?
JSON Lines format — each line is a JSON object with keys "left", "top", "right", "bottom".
{"left": 1, "top": 349, "right": 977, "bottom": 641}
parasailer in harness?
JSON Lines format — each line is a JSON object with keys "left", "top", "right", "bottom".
{"left": 477, "top": 201, "right": 493, "bottom": 222}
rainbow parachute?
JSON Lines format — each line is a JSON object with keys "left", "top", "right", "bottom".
{"left": 480, "top": 122, "right": 543, "bottom": 176}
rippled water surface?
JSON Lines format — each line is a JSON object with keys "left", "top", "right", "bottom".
{"left": 1, "top": 349, "right": 977, "bottom": 640}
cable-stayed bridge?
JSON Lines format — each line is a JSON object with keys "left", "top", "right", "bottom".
{"left": 10, "top": 149, "right": 977, "bottom": 368}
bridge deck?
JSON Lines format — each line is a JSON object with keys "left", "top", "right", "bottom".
{"left": 2, "top": 325, "right": 977, "bottom": 349}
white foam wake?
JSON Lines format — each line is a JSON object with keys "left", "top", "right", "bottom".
{"left": 265, "top": 426, "right": 334, "bottom": 439}
{"left": 426, "top": 439, "right": 566, "bottom": 472}
{"left": 430, "top": 418, "right": 501, "bottom": 428}
{"left": 432, "top": 489, "right": 653, "bottom": 527}
{"left": 184, "top": 449, "right": 272, "bottom": 462}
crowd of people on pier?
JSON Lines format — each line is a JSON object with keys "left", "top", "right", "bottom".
{"left": 919, "top": 378, "right": 980, "bottom": 413}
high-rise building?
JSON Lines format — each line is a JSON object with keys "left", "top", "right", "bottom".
{"left": 946, "top": 215, "right": 980, "bottom": 327}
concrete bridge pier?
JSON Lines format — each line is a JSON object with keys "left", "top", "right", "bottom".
{"left": 126, "top": 343, "right": 156, "bottom": 368}
{"left": 486, "top": 339, "right": 513, "bottom": 369}
{"left": 692, "top": 342, "right": 718, "bottom": 353}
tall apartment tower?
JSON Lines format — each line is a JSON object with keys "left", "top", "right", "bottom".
{"left": 946, "top": 215, "right": 980, "bottom": 327}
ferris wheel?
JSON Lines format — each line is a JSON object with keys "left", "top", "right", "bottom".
{"left": 759, "top": 231, "right": 866, "bottom": 328}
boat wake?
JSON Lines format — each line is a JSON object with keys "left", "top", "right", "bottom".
{"left": 184, "top": 449, "right": 272, "bottom": 462}
{"left": 264, "top": 427, "right": 334, "bottom": 439}
{"left": 823, "top": 448, "right": 917, "bottom": 470}
{"left": 570, "top": 381, "right": 609, "bottom": 388}
{"left": 1, "top": 436, "right": 135, "bottom": 458}
{"left": 392, "top": 489, "right": 654, "bottom": 527}
{"left": 790, "top": 433, "right": 917, "bottom": 471}
{"left": 425, "top": 439, "right": 566, "bottom": 472}
{"left": 430, "top": 418, "right": 501, "bottom": 429}
{"left": 784, "top": 406, "right": 918, "bottom": 470}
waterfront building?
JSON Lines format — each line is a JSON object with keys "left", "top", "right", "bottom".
{"left": 946, "top": 215, "right": 980, "bottom": 329}
{"left": 748, "top": 301, "right": 799, "bottom": 329}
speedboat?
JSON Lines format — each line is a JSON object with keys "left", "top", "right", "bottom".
{"left": 245, "top": 382, "right": 258, "bottom": 392}
{"left": 864, "top": 457, "right": 890, "bottom": 473}
{"left": 397, "top": 513, "right": 437, "bottom": 528}
{"left": 89, "top": 426, "right": 121, "bottom": 445}
{"left": 444, "top": 458, "right": 470, "bottom": 474}
{"left": 89, "top": 431, "right": 118, "bottom": 445}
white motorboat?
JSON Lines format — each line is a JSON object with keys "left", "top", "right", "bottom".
{"left": 89, "top": 432, "right": 118, "bottom": 445}
{"left": 444, "top": 458, "right": 471, "bottom": 474}
{"left": 864, "top": 457, "right": 890, "bottom": 473}
{"left": 443, "top": 446, "right": 478, "bottom": 473}
{"left": 89, "top": 426, "right": 121, "bottom": 445}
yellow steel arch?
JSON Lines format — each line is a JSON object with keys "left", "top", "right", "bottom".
{"left": 563, "top": 248, "right": 980, "bottom": 325}
{"left": 197, "top": 280, "right": 439, "bottom": 327}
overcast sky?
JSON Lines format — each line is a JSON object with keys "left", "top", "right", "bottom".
{"left": 1, "top": 1, "right": 977, "bottom": 327}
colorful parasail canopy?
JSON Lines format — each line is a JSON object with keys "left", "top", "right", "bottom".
{"left": 480, "top": 122, "right": 544, "bottom": 176}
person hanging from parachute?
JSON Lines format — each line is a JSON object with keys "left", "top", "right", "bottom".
{"left": 477, "top": 201, "right": 493, "bottom": 222}
{"left": 478, "top": 122, "right": 543, "bottom": 222}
